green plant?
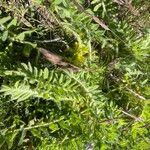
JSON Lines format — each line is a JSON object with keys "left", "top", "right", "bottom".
{"left": 0, "top": 0, "right": 150, "bottom": 149}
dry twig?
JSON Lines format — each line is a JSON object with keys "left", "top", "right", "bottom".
{"left": 38, "top": 48, "right": 80, "bottom": 72}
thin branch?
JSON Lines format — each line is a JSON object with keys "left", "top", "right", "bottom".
{"left": 35, "top": 38, "right": 61, "bottom": 43}
{"left": 72, "top": 0, "right": 110, "bottom": 31}
{"left": 35, "top": 38, "right": 68, "bottom": 47}
{"left": 7, "top": 117, "right": 65, "bottom": 133}
{"left": 121, "top": 110, "right": 142, "bottom": 121}
{"left": 126, "top": 87, "right": 146, "bottom": 100}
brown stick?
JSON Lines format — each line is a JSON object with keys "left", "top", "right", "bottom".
{"left": 72, "top": 0, "right": 110, "bottom": 31}
{"left": 38, "top": 48, "right": 80, "bottom": 72}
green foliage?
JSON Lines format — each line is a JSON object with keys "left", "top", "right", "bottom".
{"left": 0, "top": 0, "right": 150, "bottom": 149}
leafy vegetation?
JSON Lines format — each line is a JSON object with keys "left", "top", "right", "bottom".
{"left": 0, "top": 0, "right": 149, "bottom": 149}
